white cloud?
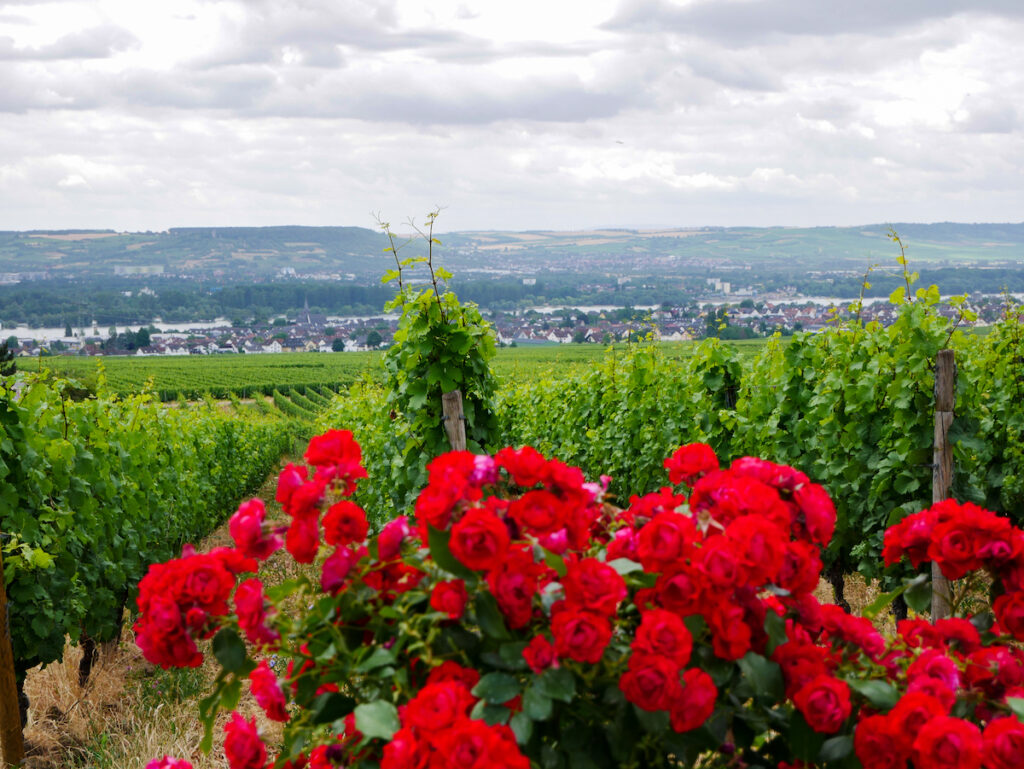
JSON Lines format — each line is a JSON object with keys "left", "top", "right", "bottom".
{"left": 0, "top": 0, "right": 1021, "bottom": 230}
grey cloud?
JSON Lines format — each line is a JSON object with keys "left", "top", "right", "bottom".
{"left": 955, "top": 96, "right": 1018, "bottom": 134}
{"left": 0, "top": 25, "right": 137, "bottom": 60}
{"left": 605, "top": 0, "right": 1024, "bottom": 41}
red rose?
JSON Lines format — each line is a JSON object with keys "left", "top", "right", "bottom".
{"left": 792, "top": 482, "right": 835, "bottom": 546}
{"left": 888, "top": 692, "right": 948, "bottom": 754}
{"left": 706, "top": 603, "right": 751, "bottom": 661}
{"left": 655, "top": 565, "right": 704, "bottom": 617}
{"left": 382, "top": 727, "right": 428, "bottom": 769}
{"left": 664, "top": 443, "right": 718, "bottom": 485}
{"left": 633, "top": 609, "right": 693, "bottom": 667}
{"left": 777, "top": 540, "right": 823, "bottom": 596}
{"left": 697, "top": 535, "right": 744, "bottom": 589}
{"left": 636, "top": 512, "right": 697, "bottom": 573}
{"left": 432, "top": 718, "right": 505, "bottom": 769}
{"left": 431, "top": 580, "right": 469, "bottom": 619}
{"left": 508, "top": 489, "right": 564, "bottom": 536}
{"left": 379, "top": 515, "right": 412, "bottom": 561}
{"left": 853, "top": 714, "right": 905, "bottom": 769}
{"left": 145, "top": 758, "right": 194, "bottom": 769}
{"left": 322, "top": 500, "right": 369, "bottom": 546}
{"left": 229, "top": 499, "right": 281, "bottom": 560}
{"left": 772, "top": 641, "right": 830, "bottom": 698}
{"left": 551, "top": 609, "right": 612, "bottom": 664}
{"left": 562, "top": 558, "right": 627, "bottom": 617}
{"left": 669, "top": 669, "right": 717, "bottom": 733}
{"left": 405, "top": 682, "right": 475, "bottom": 731}
{"left": 495, "top": 445, "right": 549, "bottom": 487}
{"left": 275, "top": 463, "right": 307, "bottom": 507}
{"left": 286, "top": 511, "right": 320, "bottom": 564}
{"left": 320, "top": 546, "right": 358, "bottom": 595}
{"left": 913, "top": 716, "right": 982, "bottom": 769}
{"left": 249, "top": 660, "right": 288, "bottom": 722}
{"left": 523, "top": 635, "right": 558, "bottom": 673}
{"left": 486, "top": 547, "right": 541, "bottom": 629}
{"left": 426, "top": 661, "right": 480, "bottom": 691}
{"left": 449, "top": 509, "right": 511, "bottom": 571}
{"left": 619, "top": 653, "right": 682, "bottom": 711}
{"left": 725, "top": 516, "right": 787, "bottom": 586}
{"left": 234, "top": 578, "right": 279, "bottom": 647}
{"left": 883, "top": 509, "right": 938, "bottom": 568}
{"left": 983, "top": 717, "right": 1024, "bottom": 769}
{"left": 793, "top": 675, "right": 851, "bottom": 734}
{"left": 223, "top": 712, "right": 267, "bottom": 769}
{"left": 994, "top": 592, "right": 1024, "bottom": 641}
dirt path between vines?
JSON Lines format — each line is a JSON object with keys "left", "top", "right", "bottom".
{"left": 19, "top": 458, "right": 302, "bottom": 769}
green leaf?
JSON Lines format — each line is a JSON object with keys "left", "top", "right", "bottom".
{"left": 737, "top": 652, "right": 784, "bottom": 703}
{"left": 819, "top": 735, "right": 854, "bottom": 762}
{"left": 542, "top": 547, "right": 567, "bottom": 578}
{"left": 764, "top": 610, "right": 788, "bottom": 656}
{"left": 846, "top": 678, "right": 899, "bottom": 711}
{"left": 220, "top": 678, "right": 242, "bottom": 711}
{"left": 606, "top": 557, "right": 643, "bottom": 575}
{"left": 427, "top": 525, "right": 476, "bottom": 580}
{"left": 475, "top": 591, "right": 512, "bottom": 640}
{"left": 212, "top": 628, "right": 247, "bottom": 673}
{"left": 355, "top": 647, "right": 396, "bottom": 673}
{"left": 537, "top": 667, "right": 576, "bottom": 703}
{"left": 311, "top": 692, "right": 356, "bottom": 725}
{"left": 1007, "top": 697, "right": 1024, "bottom": 723}
{"left": 354, "top": 700, "right": 400, "bottom": 741}
{"left": 509, "top": 711, "right": 533, "bottom": 745}
{"left": 472, "top": 672, "right": 520, "bottom": 705}
{"left": 889, "top": 286, "right": 906, "bottom": 305}
{"left": 523, "top": 684, "right": 553, "bottom": 720}
{"left": 904, "top": 575, "right": 932, "bottom": 614}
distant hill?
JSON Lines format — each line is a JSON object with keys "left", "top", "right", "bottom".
{"left": 1, "top": 222, "right": 1023, "bottom": 283}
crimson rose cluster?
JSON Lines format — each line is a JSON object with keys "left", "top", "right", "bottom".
{"left": 135, "top": 431, "right": 1024, "bottom": 769}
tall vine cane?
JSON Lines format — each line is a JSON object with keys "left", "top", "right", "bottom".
{"left": 0, "top": 534, "right": 25, "bottom": 767}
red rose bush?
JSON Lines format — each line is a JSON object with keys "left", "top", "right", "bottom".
{"left": 135, "top": 431, "right": 1024, "bottom": 769}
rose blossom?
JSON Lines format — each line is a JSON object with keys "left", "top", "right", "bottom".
{"left": 430, "top": 580, "right": 469, "bottom": 619}
{"left": 793, "top": 675, "right": 851, "bottom": 734}
{"left": 223, "top": 712, "right": 267, "bottom": 769}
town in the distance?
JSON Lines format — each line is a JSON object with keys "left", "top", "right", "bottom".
{"left": 2, "top": 221, "right": 1023, "bottom": 357}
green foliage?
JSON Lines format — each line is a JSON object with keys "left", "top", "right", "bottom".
{"left": 0, "top": 373, "right": 291, "bottom": 675}
{"left": 378, "top": 211, "right": 499, "bottom": 510}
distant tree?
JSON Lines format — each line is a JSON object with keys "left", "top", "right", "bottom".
{"left": 136, "top": 327, "right": 152, "bottom": 348}
{"left": 64, "top": 321, "right": 73, "bottom": 337}
{"left": 324, "top": 326, "right": 337, "bottom": 336}
{"left": 0, "top": 340, "right": 15, "bottom": 376}
{"left": 272, "top": 317, "right": 288, "bottom": 327}
{"left": 5, "top": 335, "right": 17, "bottom": 349}
{"left": 365, "top": 330, "right": 383, "bottom": 349}
{"left": 108, "top": 325, "right": 117, "bottom": 339}
{"left": 572, "top": 330, "right": 587, "bottom": 344}
{"left": 740, "top": 299, "right": 755, "bottom": 309}
{"left": 332, "top": 337, "right": 346, "bottom": 352}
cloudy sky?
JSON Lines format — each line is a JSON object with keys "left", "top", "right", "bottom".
{"left": 1, "top": 0, "right": 1022, "bottom": 232}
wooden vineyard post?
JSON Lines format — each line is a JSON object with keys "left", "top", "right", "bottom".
{"left": 441, "top": 390, "right": 467, "bottom": 452}
{"left": 932, "top": 349, "right": 955, "bottom": 620}
{"left": 0, "top": 537, "right": 24, "bottom": 768}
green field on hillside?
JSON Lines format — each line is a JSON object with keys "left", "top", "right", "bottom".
{"left": 41, "top": 338, "right": 770, "bottom": 400}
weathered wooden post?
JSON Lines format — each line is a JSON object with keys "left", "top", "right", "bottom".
{"left": 932, "top": 349, "right": 955, "bottom": 619}
{"left": 442, "top": 390, "right": 467, "bottom": 452}
{"left": 0, "top": 537, "right": 25, "bottom": 768}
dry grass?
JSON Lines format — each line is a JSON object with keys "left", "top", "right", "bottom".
{"left": 18, "top": 461, "right": 302, "bottom": 768}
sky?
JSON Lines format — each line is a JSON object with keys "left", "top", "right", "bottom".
{"left": 1, "top": 0, "right": 1022, "bottom": 233}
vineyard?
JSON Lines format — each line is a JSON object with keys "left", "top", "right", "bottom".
{"left": 37, "top": 341, "right": 757, "bottom": 402}
{"left": 5, "top": 265, "right": 1024, "bottom": 768}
